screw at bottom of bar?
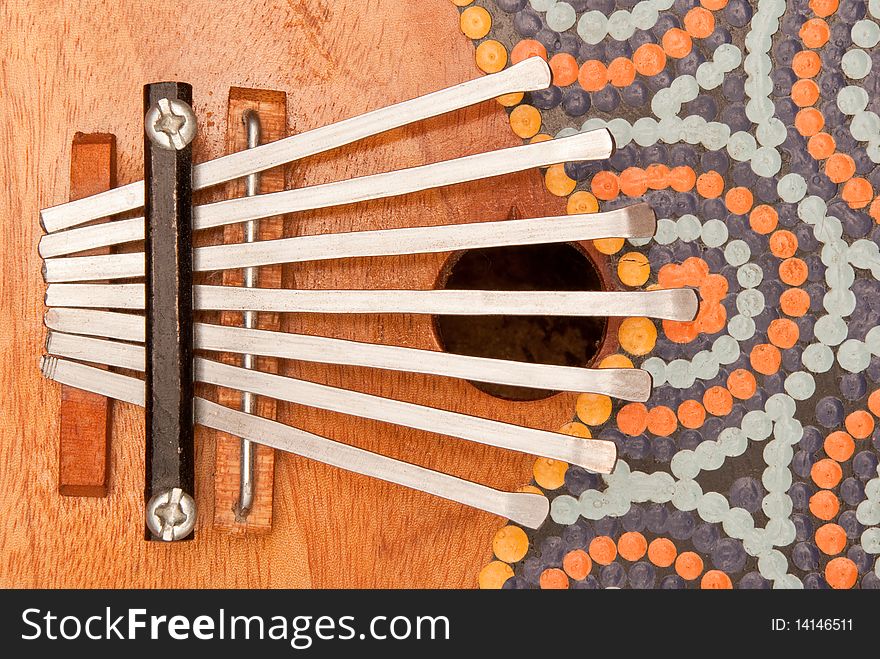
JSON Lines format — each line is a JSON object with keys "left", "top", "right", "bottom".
{"left": 146, "top": 487, "right": 196, "bottom": 541}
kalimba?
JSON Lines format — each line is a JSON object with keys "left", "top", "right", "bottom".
{"left": 37, "top": 57, "right": 697, "bottom": 541}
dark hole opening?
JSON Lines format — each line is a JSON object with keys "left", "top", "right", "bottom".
{"left": 433, "top": 243, "right": 607, "bottom": 401}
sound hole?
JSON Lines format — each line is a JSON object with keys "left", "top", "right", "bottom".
{"left": 434, "top": 243, "right": 607, "bottom": 401}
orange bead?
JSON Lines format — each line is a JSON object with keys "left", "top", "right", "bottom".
{"left": 618, "top": 531, "right": 648, "bottom": 561}
{"left": 725, "top": 186, "right": 753, "bottom": 215}
{"left": 563, "top": 549, "right": 592, "bottom": 580}
{"left": 869, "top": 389, "right": 880, "bottom": 417}
{"left": 510, "top": 39, "right": 547, "bottom": 64}
{"left": 780, "top": 288, "right": 811, "bottom": 317}
{"left": 815, "top": 523, "right": 847, "bottom": 555}
{"left": 646, "top": 163, "right": 670, "bottom": 189}
{"left": 662, "top": 28, "right": 693, "bottom": 59}
{"left": 845, "top": 410, "right": 874, "bottom": 439}
{"left": 808, "top": 132, "right": 836, "bottom": 160}
{"left": 811, "top": 458, "right": 843, "bottom": 489}
{"left": 539, "top": 567, "right": 570, "bottom": 589}
{"left": 792, "top": 50, "right": 822, "bottom": 78}
{"left": 544, "top": 163, "right": 576, "bottom": 197}
{"left": 791, "top": 79, "right": 820, "bottom": 107}
{"left": 607, "top": 57, "right": 636, "bottom": 87}
{"left": 549, "top": 52, "right": 579, "bottom": 86}
{"left": 870, "top": 197, "right": 880, "bottom": 223}
{"left": 700, "top": 0, "right": 728, "bottom": 8}
{"left": 767, "top": 318, "right": 800, "bottom": 349}
{"left": 750, "top": 343, "right": 781, "bottom": 375}
{"left": 677, "top": 399, "right": 706, "bottom": 429}
{"left": 824, "top": 430, "right": 855, "bottom": 462}
{"left": 749, "top": 204, "right": 779, "bottom": 234}
{"left": 589, "top": 536, "right": 617, "bottom": 565}
{"left": 578, "top": 59, "right": 608, "bottom": 92}
{"left": 684, "top": 7, "right": 715, "bottom": 38}
{"left": 770, "top": 230, "right": 798, "bottom": 258}
{"left": 567, "top": 190, "right": 599, "bottom": 214}
{"left": 675, "top": 551, "right": 704, "bottom": 580}
{"left": 633, "top": 43, "right": 667, "bottom": 77}
{"left": 825, "top": 153, "right": 856, "bottom": 183}
{"left": 591, "top": 171, "right": 619, "bottom": 200}
{"left": 460, "top": 6, "right": 492, "bottom": 39}
{"left": 779, "top": 257, "right": 808, "bottom": 286}
{"left": 809, "top": 490, "right": 840, "bottom": 521}
{"left": 727, "top": 369, "right": 757, "bottom": 400}
{"left": 703, "top": 386, "right": 733, "bottom": 416}
{"left": 841, "top": 177, "right": 873, "bottom": 209}
{"left": 701, "top": 570, "right": 733, "bottom": 589}
{"left": 696, "top": 170, "right": 724, "bottom": 198}
{"left": 699, "top": 274, "right": 729, "bottom": 303}
{"left": 617, "top": 402, "right": 649, "bottom": 436}
{"left": 800, "top": 18, "right": 831, "bottom": 48}
{"left": 825, "top": 557, "right": 858, "bottom": 589}
{"left": 647, "top": 538, "right": 677, "bottom": 567}
{"left": 475, "top": 40, "right": 508, "bottom": 74}
{"left": 509, "top": 104, "right": 542, "bottom": 138}
{"left": 618, "top": 167, "right": 648, "bottom": 197}
{"left": 668, "top": 166, "right": 696, "bottom": 192}
{"left": 795, "top": 107, "right": 825, "bottom": 136}
{"left": 809, "top": 0, "right": 839, "bottom": 17}
{"left": 646, "top": 406, "right": 678, "bottom": 437}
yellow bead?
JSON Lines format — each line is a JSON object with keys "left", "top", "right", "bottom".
{"left": 593, "top": 237, "right": 625, "bottom": 254}
{"left": 618, "top": 316, "right": 658, "bottom": 356}
{"left": 533, "top": 457, "right": 568, "bottom": 490}
{"left": 558, "top": 421, "right": 592, "bottom": 438}
{"left": 479, "top": 560, "right": 514, "bottom": 589}
{"left": 460, "top": 6, "right": 492, "bottom": 39}
{"left": 617, "top": 251, "right": 651, "bottom": 287}
{"left": 576, "top": 393, "right": 613, "bottom": 426}
{"left": 518, "top": 484, "right": 544, "bottom": 495}
{"left": 509, "top": 104, "right": 541, "bottom": 138}
{"left": 496, "top": 91, "right": 524, "bottom": 107}
{"left": 451, "top": 0, "right": 474, "bottom": 6}
{"left": 599, "top": 354, "right": 634, "bottom": 369}
{"left": 567, "top": 190, "right": 599, "bottom": 214}
{"left": 530, "top": 133, "right": 553, "bottom": 143}
{"left": 475, "top": 40, "right": 507, "bottom": 73}
{"left": 493, "top": 525, "right": 529, "bottom": 563}
{"left": 544, "top": 163, "right": 577, "bottom": 197}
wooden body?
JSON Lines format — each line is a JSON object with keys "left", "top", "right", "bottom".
{"left": 2, "top": 0, "right": 612, "bottom": 587}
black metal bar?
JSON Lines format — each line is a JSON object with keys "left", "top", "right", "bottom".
{"left": 143, "top": 82, "right": 196, "bottom": 541}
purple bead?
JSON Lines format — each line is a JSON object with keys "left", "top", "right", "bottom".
{"left": 838, "top": 510, "right": 863, "bottom": 539}
{"left": 700, "top": 27, "right": 732, "bottom": 52}
{"left": 565, "top": 465, "right": 601, "bottom": 496}
{"left": 722, "top": 73, "right": 746, "bottom": 102}
{"left": 692, "top": 522, "right": 720, "bottom": 553}
{"left": 676, "top": 49, "right": 705, "bottom": 77}
{"left": 732, "top": 161, "right": 757, "bottom": 188}
{"left": 600, "top": 562, "right": 627, "bottom": 588}
{"left": 806, "top": 172, "right": 838, "bottom": 201}
{"left": 563, "top": 520, "right": 594, "bottom": 549}
{"left": 729, "top": 477, "right": 763, "bottom": 512}
{"left": 862, "top": 573, "right": 880, "bottom": 589}
{"left": 628, "top": 561, "right": 656, "bottom": 589}
{"left": 852, "top": 148, "right": 875, "bottom": 176}
{"left": 837, "top": 0, "right": 867, "bottom": 23}
{"left": 721, "top": 104, "right": 752, "bottom": 132}
{"left": 652, "top": 435, "right": 676, "bottom": 462}
{"left": 832, "top": 125, "right": 857, "bottom": 153}
{"left": 579, "top": 41, "right": 606, "bottom": 61}
{"left": 804, "top": 254, "right": 824, "bottom": 282}
{"left": 645, "top": 68, "right": 673, "bottom": 92}
{"left": 840, "top": 373, "right": 867, "bottom": 401}
{"left": 774, "top": 98, "right": 798, "bottom": 125}
{"left": 534, "top": 28, "right": 564, "bottom": 55}
{"left": 815, "top": 396, "right": 845, "bottom": 428}
{"left": 628, "top": 30, "right": 656, "bottom": 51}
{"left": 804, "top": 572, "right": 829, "bottom": 589}
{"left": 521, "top": 557, "right": 543, "bottom": 584}
{"left": 686, "top": 94, "right": 717, "bottom": 121}
{"left": 854, "top": 450, "right": 879, "bottom": 480}
{"left": 792, "top": 542, "right": 820, "bottom": 570}
{"left": 848, "top": 545, "right": 872, "bottom": 573}
{"left": 593, "top": 516, "right": 618, "bottom": 537}
{"left": 501, "top": 575, "right": 526, "bottom": 589}
{"left": 564, "top": 159, "right": 601, "bottom": 182}
{"left": 608, "top": 143, "right": 637, "bottom": 171}
{"left": 529, "top": 86, "right": 562, "bottom": 110}
{"left": 586, "top": 0, "right": 615, "bottom": 13}
{"left": 668, "top": 143, "right": 695, "bottom": 167}
{"left": 792, "top": 513, "right": 813, "bottom": 541}
{"left": 651, "top": 14, "right": 682, "bottom": 40}
{"left": 701, "top": 149, "right": 729, "bottom": 173}
{"left": 540, "top": 535, "right": 565, "bottom": 564}
{"left": 572, "top": 575, "right": 601, "bottom": 589}
{"left": 644, "top": 503, "right": 668, "bottom": 534}
{"left": 591, "top": 84, "right": 620, "bottom": 113}
{"left": 754, "top": 177, "right": 779, "bottom": 203}
{"left": 738, "top": 572, "right": 771, "bottom": 589}
{"left": 800, "top": 425, "right": 823, "bottom": 452}
{"left": 641, "top": 143, "right": 667, "bottom": 165}
{"left": 624, "top": 434, "right": 650, "bottom": 459}
{"left": 620, "top": 79, "right": 649, "bottom": 107}
{"left": 840, "top": 477, "right": 866, "bottom": 506}
{"left": 673, "top": 0, "right": 698, "bottom": 15}
{"left": 672, "top": 191, "right": 698, "bottom": 216}
{"left": 868, "top": 355, "right": 880, "bottom": 382}
{"left": 495, "top": 0, "right": 527, "bottom": 11}
{"left": 792, "top": 450, "right": 816, "bottom": 478}
{"left": 513, "top": 9, "right": 542, "bottom": 37}
{"left": 711, "top": 537, "right": 746, "bottom": 572}
{"left": 771, "top": 67, "right": 797, "bottom": 98}
{"left": 557, "top": 32, "right": 582, "bottom": 57}
{"left": 561, "top": 87, "right": 591, "bottom": 117}
{"left": 605, "top": 39, "right": 633, "bottom": 61}
{"left": 789, "top": 481, "right": 815, "bottom": 510}
{"left": 677, "top": 429, "right": 703, "bottom": 451}
{"left": 723, "top": 0, "right": 753, "bottom": 26}
{"left": 660, "top": 574, "right": 686, "bottom": 589}
{"left": 666, "top": 510, "right": 695, "bottom": 540}
{"left": 772, "top": 38, "right": 802, "bottom": 67}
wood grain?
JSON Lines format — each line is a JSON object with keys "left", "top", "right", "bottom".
{"left": 1, "top": 0, "right": 610, "bottom": 587}
{"left": 58, "top": 133, "right": 115, "bottom": 497}
{"left": 213, "top": 88, "right": 287, "bottom": 534}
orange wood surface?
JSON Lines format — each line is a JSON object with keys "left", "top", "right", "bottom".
{"left": 57, "top": 133, "right": 116, "bottom": 497}
{"left": 1, "top": 0, "right": 602, "bottom": 587}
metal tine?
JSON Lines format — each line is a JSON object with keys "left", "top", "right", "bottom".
{"left": 42, "top": 203, "right": 655, "bottom": 278}
{"left": 39, "top": 354, "right": 616, "bottom": 473}
{"left": 38, "top": 128, "right": 614, "bottom": 255}
{"left": 40, "top": 58, "right": 552, "bottom": 233}
{"left": 38, "top": 357, "right": 550, "bottom": 529}
{"left": 45, "top": 285, "right": 700, "bottom": 322}
{"left": 45, "top": 328, "right": 652, "bottom": 401}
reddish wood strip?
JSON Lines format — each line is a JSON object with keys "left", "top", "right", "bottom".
{"left": 58, "top": 133, "right": 116, "bottom": 497}
{"left": 212, "top": 88, "right": 288, "bottom": 533}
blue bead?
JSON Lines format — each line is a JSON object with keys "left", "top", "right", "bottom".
{"left": 660, "top": 574, "right": 686, "bottom": 589}
{"left": 854, "top": 450, "right": 879, "bottom": 480}
{"left": 840, "top": 373, "right": 867, "bottom": 401}
{"left": 772, "top": 38, "right": 802, "bottom": 67}
{"left": 620, "top": 80, "right": 649, "bottom": 107}
{"left": 652, "top": 435, "right": 676, "bottom": 462}
{"left": 721, "top": 104, "right": 752, "bottom": 133}
{"left": 815, "top": 396, "right": 845, "bottom": 428}
{"left": 513, "top": 9, "right": 542, "bottom": 37}
{"left": 540, "top": 535, "right": 566, "bottom": 564}
{"left": 572, "top": 575, "right": 601, "bottom": 589}
{"left": 561, "top": 88, "right": 591, "bottom": 117}
{"left": 738, "top": 572, "right": 771, "bottom": 589}
{"left": 666, "top": 510, "right": 695, "bottom": 540}
{"left": 792, "top": 513, "right": 813, "bottom": 541}
{"left": 804, "top": 572, "right": 830, "bottom": 589}
{"left": 529, "top": 86, "right": 562, "bottom": 110}
{"left": 838, "top": 510, "right": 863, "bottom": 539}
{"left": 788, "top": 482, "right": 815, "bottom": 510}
{"left": 692, "top": 522, "right": 720, "bottom": 553}
{"left": 723, "top": 0, "right": 753, "bottom": 27}
{"left": 700, "top": 27, "right": 732, "bottom": 52}
{"left": 646, "top": 68, "right": 673, "bottom": 92}
{"left": 792, "top": 542, "right": 820, "bottom": 571}
{"left": 628, "top": 561, "right": 656, "bottom": 589}
{"left": 645, "top": 504, "right": 669, "bottom": 534}
{"left": 593, "top": 516, "right": 618, "bottom": 537}
{"left": 722, "top": 74, "right": 746, "bottom": 102}
{"left": 729, "top": 477, "right": 763, "bottom": 513}
{"left": 591, "top": 84, "right": 620, "bottom": 113}
{"left": 840, "top": 477, "right": 866, "bottom": 506}
{"left": 600, "top": 562, "right": 627, "bottom": 588}
{"left": 563, "top": 520, "right": 594, "bottom": 549}
{"left": 712, "top": 537, "right": 747, "bottom": 572}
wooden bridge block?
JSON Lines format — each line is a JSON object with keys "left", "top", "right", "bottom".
{"left": 58, "top": 133, "right": 116, "bottom": 497}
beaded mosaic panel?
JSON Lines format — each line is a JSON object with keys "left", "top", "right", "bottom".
{"left": 450, "top": 0, "right": 880, "bottom": 589}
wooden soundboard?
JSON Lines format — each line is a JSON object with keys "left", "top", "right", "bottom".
{"left": 0, "top": 0, "right": 604, "bottom": 587}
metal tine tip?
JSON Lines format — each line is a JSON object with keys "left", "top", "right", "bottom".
{"left": 44, "top": 327, "right": 652, "bottom": 401}
{"left": 41, "top": 203, "right": 655, "bottom": 276}
{"left": 39, "top": 355, "right": 617, "bottom": 474}
{"left": 38, "top": 128, "right": 614, "bottom": 255}
{"left": 44, "top": 285, "right": 699, "bottom": 322}
{"left": 37, "top": 357, "right": 551, "bottom": 528}
{"left": 39, "top": 58, "right": 553, "bottom": 233}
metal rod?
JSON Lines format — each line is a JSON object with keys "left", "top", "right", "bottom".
{"left": 39, "top": 357, "right": 549, "bottom": 529}
{"left": 236, "top": 108, "right": 261, "bottom": 520}
{"left": 45, "top": 327, "right": 653, "bottom": 401}
{"left": 41, "top": 203, "right": 656, "bottom": 274}
{"left": 37, "top": 129, "right": 615, "bottom": 254}
{"left": 40, "top": 59, "right": 552, "bottom": 232}
{"left": 143, "top": 82, "right": 196, "bottom": 542}
{"left": 45, "top": 285, "right": 700, "bottom": 322}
